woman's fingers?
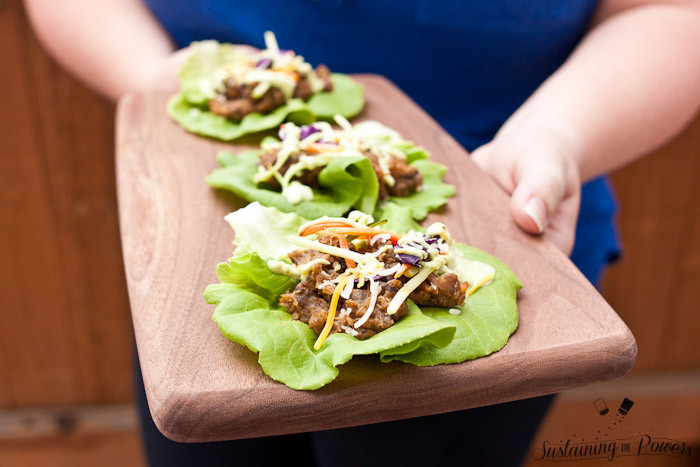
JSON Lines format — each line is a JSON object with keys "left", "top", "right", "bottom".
{"left": 509, "top": 150, "right": 580, "bottom": 253}
{"left": 143, "top": 46, "right": 191, "bottom": 94}
{"left": 471, "top": 139, "right": 581, "bottom": 255}
{"left": 510, "top": 154, "right": 565, "bottom": 233}
{"left": 542, "top": 192, "right": 580, "bottom": 255}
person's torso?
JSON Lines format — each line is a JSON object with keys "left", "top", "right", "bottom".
{"left": 145, "top": 0, "right": 597, "bottom": 150}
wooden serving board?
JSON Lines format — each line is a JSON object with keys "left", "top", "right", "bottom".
{"left": 116, "top": 75, "right": 636, "bottom": 443}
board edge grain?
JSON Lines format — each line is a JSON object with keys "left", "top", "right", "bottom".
{"left": 151, "top": 328, "right": 637, "bottom": 443}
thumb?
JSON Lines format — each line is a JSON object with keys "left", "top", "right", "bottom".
{"left": 509, "top": 156, "right": 572, "bottom": 235}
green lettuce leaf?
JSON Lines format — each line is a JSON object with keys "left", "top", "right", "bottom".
{"left": 224, "top": 202, "right": 306, "bottom": 259}
{"left": 376, "top": 202, "right": 423, "bottom": 233}
{"left": 207, "top": 149, "right": 452, "bottom": 221}
{"left": 205, "top": 204, "right": 521, "bottom": 390}
{"left": 382, "top": 159, "right": 455, "bottom": 220}
{"left": 360, "top": 203, "right": 520, "bottom": 365}
{"left": 403, "top": 145, "right": 430, "bottom": 164}
{"left": 208, "top": 151, "right": 379, "bottom": 219}
{"left": 178, "top": 41, "right": 243, "bottom": 105}
{"left": 168, "top": 41, "right": 364, "bottom": 140}
{"left": 168, "top": 94, "right": 316, "bottom": 141}
{"left": 169, "top": 73, "right": 364, "bottom": 141}
{"left": 214, "top": 253, "right": 299, "bottom": 301}
{"left": 380, "top": 243, "right": 521, "bottom": 365}
{"left": 306, "top": 74, "right": 365, "bottom": 120}
{"left": 206, "top": 281, "right": 456, "bottom": 390}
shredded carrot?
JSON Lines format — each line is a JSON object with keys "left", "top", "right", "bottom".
{"left": 333, "top": 234, "right": 356, "bottom": 268}
{"left": 314, "top": 275, "right": 350, "bottom": 350}
{"left": 276, "top": 65, "right": 296, "bottom": 73}
{"left": 274, "top": 66, "right": 299, "bottom": 81}
{"left": 323, "top": 227, "right": 401, "bottom": 245}
{"left": 300, "top": 222, "right": 400, "bottom": 244}
{"left": 306, "top": 143, "right": 345, "bottom": 154}
{"left": 300, "top": 221, "right": 355, "bottom": 237}
{"left": 394, "top": 263, "right": 412, "bottom": 278}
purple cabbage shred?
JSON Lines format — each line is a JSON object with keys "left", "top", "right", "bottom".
{"left": 300, "top": 124, "right": 322, "bottom": 140}
{"left": 255, "top": 58, "right": 272, "bottom": 69}
{"left": 396, "top": 253, "right": 421, "bottom": 266}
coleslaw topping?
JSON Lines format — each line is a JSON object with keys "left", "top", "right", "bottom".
{"left": 255, "top": 117, "right": 417, "bottom": 204}
{"left": 206, "top": 31, "right": 326, "bottom": 101}
{"left": 268, "top": 213, "right": 496, "bottom": 349}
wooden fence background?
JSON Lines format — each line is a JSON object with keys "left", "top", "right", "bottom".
{"left": 1, "top": 0, "right": 698, "bottom": 464}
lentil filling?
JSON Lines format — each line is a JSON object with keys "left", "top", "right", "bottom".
{"left": 279, "top": 234, "right": 467, "bottom": 341}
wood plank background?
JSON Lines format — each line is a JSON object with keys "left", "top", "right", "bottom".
{"left": 0, "top": 0, "right": 133, "bottom": 408}
{"left": 602, "top": 114, "right": 700, "bottom": 371}
{"left": 1, "top": 0, "right": 698, "bottom": 462}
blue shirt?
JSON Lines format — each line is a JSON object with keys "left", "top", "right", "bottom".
{"left": 145, "top": 0, "right": 620, "bottom": 285}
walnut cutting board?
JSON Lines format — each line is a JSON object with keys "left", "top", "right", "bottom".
{"left": 116, "top": 75, "right": 636, "bottom": 443}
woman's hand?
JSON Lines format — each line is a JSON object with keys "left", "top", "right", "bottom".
{"left": 471, "top": 130, "right": 581, "bottom": 255}
{"left": 469, "top": 0, "right": 700, "bottom": 257}
{"left": 142, "top": 47, "right": 192, "bottom": 95}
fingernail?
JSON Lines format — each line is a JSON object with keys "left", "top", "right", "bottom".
{"left": 524, "top": 197, "right": 546, "bottom": 233}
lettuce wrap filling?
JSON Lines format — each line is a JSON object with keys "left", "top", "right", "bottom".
{"left": 204, "top": 203, "right": 521, "bottom": 390}
{"left": 207, "top": 118, "right": 455, "bottom": 221}
{"left": 168, "top": 33, "right": 364, "bottom": 140}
